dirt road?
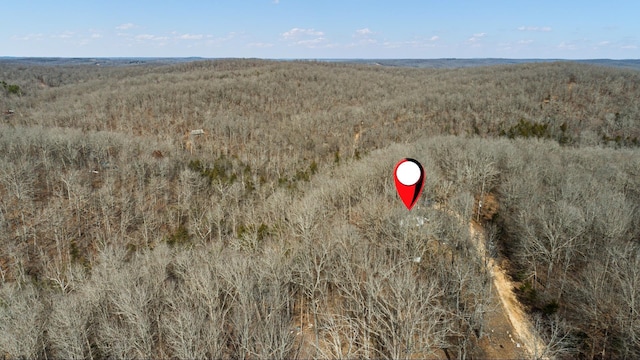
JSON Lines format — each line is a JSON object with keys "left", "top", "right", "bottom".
{"left": 436, "top": 203, "right": 547, "bottom": 359}
{"left": 468, "top": 221, "right": 547, "bottom": 359}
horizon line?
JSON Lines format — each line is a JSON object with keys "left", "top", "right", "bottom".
{"left": 1, "top": 56, "right": 639, "bottom": 61}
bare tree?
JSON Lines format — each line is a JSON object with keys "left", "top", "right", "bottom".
{"left": 47, "top": 284, "right": 95, "bottom": 359}
{"left": 161, "top": 249, "right": 226, "bottom": 359}
{"left": 609, "top": 243, "right": 640, "bottom": 358}
{"left": 0, "top": 282, "right": 44, "bottom": 358}
{"left": 517, "top": 200, "right": 586, "bottom": 299}
{"left": 532, "top": 313, "right": 577, "bottom": 359}
{"left": 291, "top": 236, "right": 335, "bottom": 354}
{"left": 219, "top": 251, "right": 296, "bottom": 359}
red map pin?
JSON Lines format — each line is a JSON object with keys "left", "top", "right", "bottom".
{"left": 394, "top": 158, "right": 425, "bottom": 210}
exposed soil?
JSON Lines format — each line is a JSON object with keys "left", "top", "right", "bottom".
{"left": 437, "top": 203, "right": 547, "bottom": 359}
{"left": 469, "top": 221, "right": 547, "bottom": 359}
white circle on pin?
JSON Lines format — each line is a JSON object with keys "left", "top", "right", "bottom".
{"left": 396, "top": 161, "right": 421, "bottom": 185}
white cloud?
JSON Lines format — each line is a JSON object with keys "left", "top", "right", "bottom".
{"left": 467, "top": 32, "right": 486, "bottom": 42}
{"left": 116, "top": 23, "right": 135, "bottom": 30}
{"left": 281, "top": 28, "right": 324, "bottom": 39}
{"left": 295, "top": 38, "right": 326, "bottom": 46}
{"left": 598, "top": 41, "right": 611, "bottom": 46}
{"left": 178, "top": 34, "right": 204, "bottom": 40}
{"left": 51, "top": 31, "right": 75, "bottom": 39}
{"left": 12, "top": 33, "right": 44, "bottom": 41}
{"left": 621, "top": 45, "right": 638, "bottom": 49}
{"left": 202, "top": 32, "right": 242, "bottom": 47}
{"left": 517, "top": 39, "right": 533, "bottom": 45}
{"left": 557, "top": 41, "right": 577, "bottom": 50}
{"left": 248, "top": 42, "right": 274, "bottom": 48}
{"left": 518, "top": 26, "right": 552, "bottom": 32}
{"left": 281, "top": 28, "right": 329, "bottom": 47}
{"left": 382, "top": 37, "right": 439, "bottom": 49}
{"left": 128, "top": 31, "right": 215, "bottom": 44}
{"left": 135, "top": 34, "right": 169, "bottom": 41}
{"left": 355, "top": 28, "right": 373, "bottom": 36}
{"left": 382, "top": 41, "right": 400, "bottom": 49}
{"left": 349, "top": 28, "right": 379, "bottom": 46}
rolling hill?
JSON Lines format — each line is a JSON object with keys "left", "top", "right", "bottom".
{"left": 1, "top": 58, "right": 639, "bottom": 358}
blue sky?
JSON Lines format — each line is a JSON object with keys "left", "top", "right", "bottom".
{"left": 2, "top": 1, "right": 639, "bottom": 59}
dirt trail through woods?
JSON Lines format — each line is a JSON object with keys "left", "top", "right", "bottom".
{"left": 469, "top": 221, "right": 547, "bottom": 359}
{"left": 437, "top": 204, "right": 547, "bottom": 359}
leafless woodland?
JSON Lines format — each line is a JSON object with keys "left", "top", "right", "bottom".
{"left": 0, "top": 59, "right": 639, "bottom": 359}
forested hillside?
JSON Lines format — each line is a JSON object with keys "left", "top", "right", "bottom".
{"left": 1, "top": 59, "right": 639, "bottom": 359}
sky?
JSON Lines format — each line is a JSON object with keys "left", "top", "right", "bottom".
{"left": 2, "top": 1, "right": 639, "bottom": 59}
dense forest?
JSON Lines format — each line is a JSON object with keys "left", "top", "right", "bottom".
{"left": 0, "top": 59, "right": 639, "bottom": 359}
